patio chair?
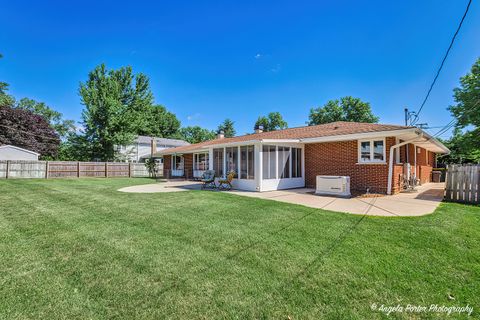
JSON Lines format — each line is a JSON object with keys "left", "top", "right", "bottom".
{"left": 201, "top": 170, "right": 216, "bottom": 190}
{"left": 218, "top": 171, "right": 235, "bottom": 191}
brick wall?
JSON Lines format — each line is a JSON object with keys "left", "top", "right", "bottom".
{"left": 162, "top": 154, "right": 194, "bottom": 178}
{"left": 304, "top": 137, "right": 397, "bottom": 194}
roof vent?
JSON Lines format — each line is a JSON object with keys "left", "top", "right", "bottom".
{"left": 217, "top": 130, "right": 225, "bottom": 139}
{"left": 254, "top": 125, "right": 264, "bottom": 134}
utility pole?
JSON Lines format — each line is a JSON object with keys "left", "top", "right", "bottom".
{"left": 404, "top": 107, "right": 409, "bottom": 126}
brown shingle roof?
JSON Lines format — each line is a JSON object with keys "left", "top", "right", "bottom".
{"left": 157, "top": 121, "right": 412, "bottom": 155}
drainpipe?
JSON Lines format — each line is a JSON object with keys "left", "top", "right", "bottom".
{"left": 387, "top": 133, "right": 423, "bottom": 195}
{"left": 413, "top": 145, "right": 417, "bottom": 180}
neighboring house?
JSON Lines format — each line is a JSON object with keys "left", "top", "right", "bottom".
{"left": 116, "top": 136, "right": 189, "bottom": 163}
{"left": 156, "top": 121, "right": 449, "bottom": 194}
{"left": 0, "top": 145, "right": 40, "bottom": 161}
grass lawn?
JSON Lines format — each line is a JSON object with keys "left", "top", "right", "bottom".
{"left": 0, "top": 178, "right": 479, "bottom": 319}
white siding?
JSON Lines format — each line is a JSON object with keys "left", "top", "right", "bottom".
{"left": 0, "top": 146, "right": 39, "bottom": 161}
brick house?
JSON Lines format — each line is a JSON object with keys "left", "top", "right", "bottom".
{"left": 156, "top": 122, "right": 449, "bottom": 194}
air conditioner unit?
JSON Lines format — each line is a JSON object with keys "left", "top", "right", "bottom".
{"left": 315, "top": 175, "right": 351, "bottom": 197}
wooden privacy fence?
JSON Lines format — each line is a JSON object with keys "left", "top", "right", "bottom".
{"left": 0, "top": 160, "right": 150, "bottom": 179}
{"left": 445, "top": 164, "right": 480, "bottom": 204}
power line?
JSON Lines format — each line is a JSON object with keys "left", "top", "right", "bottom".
{"left": 411, "top": 0, "right": 472, "bottom": 125}
{"left": 430, "top": 98, "right": 480, "bottom": 138}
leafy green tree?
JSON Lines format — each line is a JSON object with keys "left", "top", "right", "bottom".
{"left": 57, "top": 132, "right": 92, "bottom": 161}
{"left": 79, "top": 64, "right": 156, "bottom": 161}
{"left": 255, "top": 112, "right": 288, "bottom": 131}
{"left": 217, "top": 118, "right": 236, "bottom": 137}
{"left": 438, "top": 130, "right": 480, "bottom": 164}
{"left": 442, "top": 57, "right": 480, "bottom": 163}
{"left": 15, "top": 98, "right": 75, "bottom": 138}
{"left": 138, "top": 104, "right": 180, "bottom": 138}
{"left": 176, "top": 126, "right": 215, "bottom": 144}
{"left": 308, "top": 96, "right": 379, "bottom": 125}
{"left": 0, "top": 53, "right": 15, "bottom": 106}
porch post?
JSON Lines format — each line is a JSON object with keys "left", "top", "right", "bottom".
{"left": 208, "top": 148, "right": 214, "bottom": 170}
{"left": 223, "top": 147, "right": 226, "bottom": 177}
{"left": 255, "top": 143, "right": 262, "bottom": 191}
{"left": 275, "top": 145, "right": 279, "bottom": 179}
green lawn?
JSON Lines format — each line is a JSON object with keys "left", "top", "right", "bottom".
{"left": 0, "top": 178, "right": 479, "bottom": 319}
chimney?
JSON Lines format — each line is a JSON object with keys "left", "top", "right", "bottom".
{"left": 254, "top": 125, "right": 264, "bottom": 134}
{"left": 217, "top": 130, "right": 225, "bottom": 139}
{"left": 150, "top": 138, "right": 157, "bottom": 157}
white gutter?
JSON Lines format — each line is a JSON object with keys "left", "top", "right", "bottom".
{"left": 300, "top": 128, "right": 417, "bottom": 144}
{"left": 387, "top": 133, "right": 423, "bottom": 195}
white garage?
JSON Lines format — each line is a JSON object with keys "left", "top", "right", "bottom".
{"left": 0, "top": 145, "right": 39, "bottom": 160}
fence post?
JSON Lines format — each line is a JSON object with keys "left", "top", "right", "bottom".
{"left": 128, "top": 162, "right": 132, "bottom": 177}
{"left": 105, "top": 162, "right": 108, "bottom": 178}
{"left": 45, "top": 161, "right": 49, "bottom": 179}
{"left": 77, "top": 161, "right": 80, "bottom": 178}
{"left": 5, "top": 160, "right": 10, "bottom": 179}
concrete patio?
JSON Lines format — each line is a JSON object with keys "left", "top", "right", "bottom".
{"left": 119, "top": 181, "right": 445, "bottom": 217}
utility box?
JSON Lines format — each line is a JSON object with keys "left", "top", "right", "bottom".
{"left": 432, "top": 171, "right": 442, "bottom": 183}
{"left": 315, "top": 175, "right": 351, "bottom": 197}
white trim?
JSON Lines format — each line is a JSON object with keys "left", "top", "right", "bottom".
{"left": 357, "top": 138, "right": 386, "bottom": 164}
{"left": 260, "top": 139, "right": 301, "bottom": 143}
{"left": 387, "top": 134, "right": 424, "bottom": 195}
{"left": 301, "top": 128, "right": 418, "bottom": 144}
{"left": 0, "top": 145, "right": 40, "bottom": 156}
{"left": 158, "top": 128, "right": 449, "bottom": 156}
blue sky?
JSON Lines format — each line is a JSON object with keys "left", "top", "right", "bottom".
{"left": 1, "top": 0, "right": 479, "bottom": 137}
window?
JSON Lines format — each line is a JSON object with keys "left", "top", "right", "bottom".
{"left": 359, "top": 139, "right": 385, "bottom": 163}
{"left": 240, "top": 145, "right": 255, "bottom": 179}
{"left": 194, "top": 153, "right": 209, "bottom": 170}
{"left": 213, "top": 148, "right": 224, "bottom": 177}
{"left": 225, "top": 147, "right": 238, "bottom": 177}
{"left": 278, "top": 146, "right": 290, "bottom": 178}
{"left": 262, "top": 145, "right": 276, "bottom": 179}
{"left": 291, "top": 147, "right": 302, "bottom": 178}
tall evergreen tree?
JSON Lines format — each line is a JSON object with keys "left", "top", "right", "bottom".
{"left": 217, "top": 118, "right": 236, "bottom": 137}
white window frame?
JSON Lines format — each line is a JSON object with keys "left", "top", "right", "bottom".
{"left": 172, "top": 154, "right": 184, "bottom": 170}
{"left": 193, "top": 152, "right": 209, "bottom": 171}
{"left": 358, "top": 138, "right": 386, "bottom": 164}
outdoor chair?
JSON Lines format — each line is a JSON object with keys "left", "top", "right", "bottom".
{"left": 218, "top": 171, "right": 235, "bottom": 191}
{"left": 201, "top": 170, "right": 216, "bottom": 190}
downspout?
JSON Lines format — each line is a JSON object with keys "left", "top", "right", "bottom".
{"left": 413, "top": 145, "right": 417, "bottom": 180}
{"left": 387, "top": 133, "right": 423, "bottom": 195}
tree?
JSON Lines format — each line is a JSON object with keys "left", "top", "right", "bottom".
{"left": 437, "top": 130, "right": 480, "bottom": 164}
{"left": 217, "top": 118, "right": 236, "bottom": 137}
{"left": 254, "top": 112, "right": 288, "bottom": 131}
{"left": 0, "top": 105, "right": 60, "bottom": 158}
{"left": 57, "top": 132, "right": 92, "bottom": 161}
{"left": 137, "top": 104, "right": 180, "bottom": 138}
{"left": 176, "top": 126, "right": 216, "bottom": 144}
{"left": 308, "top": 96, "right": 379, "bottom": 125}
{"left": 79, "top": 64, "right": 156, "bottom": 161}
{"left": 15, "top": 98, "right": 75, "bottom": 138}
{"left": 442, "top": 57, "right": 480, "bottom": 164}
{"left": 0, "top": 54, "right": 15, "bottom": 106}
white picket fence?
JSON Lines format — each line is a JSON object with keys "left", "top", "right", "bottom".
{"left": 445, "top": 164, "right": 480, "bottom": 204}
{"left": 0, "top": 161, "right": 150, "bottom": 179}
